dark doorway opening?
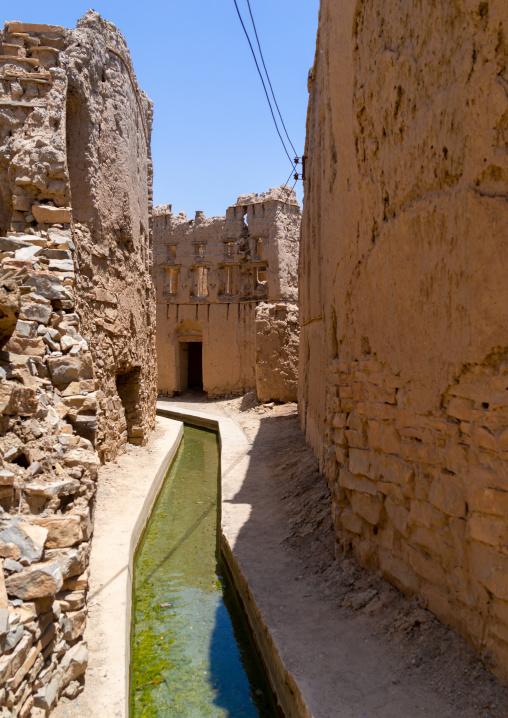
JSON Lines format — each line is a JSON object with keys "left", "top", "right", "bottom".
{"left": 0, "top": 188, "right": 11, "bottom": 237}
{"left": 188, "top": 342, "right": 203, "bottom": 389}
{"left": 116, "top": 367, "right": 144, "bottom": 444}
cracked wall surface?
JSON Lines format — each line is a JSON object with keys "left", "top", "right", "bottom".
{"left": 153, "top": 187, "right": 300, "bottom": 401}
{"left": 0, "top": 12, "right": 156, "bottom": 716}
{"left": 300, "top": 0, "right": 508, "bottom": 682}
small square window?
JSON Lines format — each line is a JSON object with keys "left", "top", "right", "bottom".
{"left": 256, "top": 266, "right": 267, "bottom": 285}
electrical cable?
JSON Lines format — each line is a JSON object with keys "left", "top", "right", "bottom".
{"left": 232, "top": 0, "right": 296, "bottom": 171}
{"left": 280, "top": 166, "right": 296, "bottom": 200}
{"left": 245, "top": 0, "right": 298, "bottom": 158}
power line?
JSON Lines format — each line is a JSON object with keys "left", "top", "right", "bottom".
{"left": 245, "top": 0, "right": 298, "bottom": 158}
{"left": 232, "top": 0, "right": 296, "bottom": 172}
{"left": 281, "top": 166, "right": 296, "bottom": 199}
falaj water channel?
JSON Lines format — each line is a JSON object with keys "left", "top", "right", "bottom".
{"left": 130, "top": 424, "right": 278, "bottom": 717}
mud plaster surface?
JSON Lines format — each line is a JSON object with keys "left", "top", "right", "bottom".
{"left": 54, "top": 394, "right": 508, "bottom": 717}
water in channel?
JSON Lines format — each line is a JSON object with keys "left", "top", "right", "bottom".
{"left": 130, "top": 425, "right": 278, "bottom": 718}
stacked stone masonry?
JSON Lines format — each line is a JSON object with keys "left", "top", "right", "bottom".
{"left": 0, "top": 12, "right": 156, "bottom": 717}
{"left": 154, "top": 187, "right": 300, "bottom": 401}
{"left": 300, "top": 0, "right": 508, "bottom": 684}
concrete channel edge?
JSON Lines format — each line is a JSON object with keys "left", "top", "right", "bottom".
{"left": 156, "top": 403, "right": 312, "bottom": 718}
{"left": 124, "top": 417, "right": 184, "bottom": 717}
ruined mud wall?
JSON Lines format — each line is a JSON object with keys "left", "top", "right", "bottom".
{"left": 66, "top": 13, "right": 156, "bottom": 461}
{"left": 255, "top": 302, "right": 299, "bottom": 404}
{"left": 154, "top": 187, "right": 300, "bottom": 401}
{"left": 300, "top": 0, "right": 508, "bottom": 682}
{"left": 0, "top": 13, "right": 156, "bottom": 715}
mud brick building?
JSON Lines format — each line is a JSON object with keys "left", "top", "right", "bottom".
{"left": 154, "top": 186, "right": 300, "bottom": 402}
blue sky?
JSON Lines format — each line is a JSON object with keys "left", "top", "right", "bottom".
{"left": 6, "top": 1, "right": 320, "bottom": 217}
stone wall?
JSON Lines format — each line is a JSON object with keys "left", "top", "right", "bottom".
{"left": 300, "top": 0, "right": 508, "bottom": 682}
{"left": 0, "top": 12, "right": 155, "bottom": 715}
{"left": 65, "top": 13, "right": 156, "bottom": 462}
{"left": 154, "top": 187, "right": 300, "bottom": 401}
{"left": 255, "top": 302, "right": 299, "bottom": 404}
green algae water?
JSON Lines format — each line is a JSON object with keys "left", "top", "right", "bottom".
{"left": 130, "top": 425, "right": 278, "bottom": 718}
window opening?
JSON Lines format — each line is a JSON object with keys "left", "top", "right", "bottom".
{"left": 196, "top": 266, "right": 208, "bottom": 297}
{"left": 116, "top": 367, "right": 143, "bottom": 445}
{"left": 168, "top": 267, "right": 179, "bottom": 295}
{"left": 225, "top": 266, "right": 235, "bottom": 295}
{"left": 256, "top": 266, "right": 267, "bottom": 285}
{"left": 168, "top": 245, "right": 176, "bottom": 260}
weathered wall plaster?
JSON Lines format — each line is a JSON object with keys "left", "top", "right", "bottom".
{"left": 300, "top": 0, "right": 508, "bottom": 682}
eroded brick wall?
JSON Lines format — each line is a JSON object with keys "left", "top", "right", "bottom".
{"left": 300, "top": 0, "right": 508, "bottom": 681}
{"left": 0, "top": 12, "right": 156, "bottom": 714}
{"left": 154, "top": 188, "right": 300, "bottom": 400}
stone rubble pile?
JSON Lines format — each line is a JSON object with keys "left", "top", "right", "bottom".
{"left": 0, "top": 228, "right": 99, "bottom": 717}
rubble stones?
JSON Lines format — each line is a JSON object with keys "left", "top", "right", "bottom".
{"left": 24, "top": 478, "right": 80, "bottom": 499}
{"left": 0, "top": 624, "right": 23, "bottom": 652}
{"left": 5, "top": 561, "right": 63, "bottom": 600}
{"left": 3, "top": 559, "right": 23, "bottom": 573}
{"left": 22, "top": 273, "right": 66, "bottom": 301}
{"left": 13, "top": 246, "right": 42, "bottom": 262}
{"left": 0, "top": 239, "right": 30, "bottom": 254}
{"left": 0, "top": 543, "right": 20, "bottom": 561}
{"left": 19, "top": 303, "right": 51, "bottom": 325}
{"left": 0, "top": 523, "right": 47, "bottom": 564}
{"left": 31, "top": 516, "right": 81, "bottom": 549}
{"left": 44, "top": 548, "right": 86, "bottom": 580}
{"left": 46, "top": 354, "right": 93, "bottom": 387}
{"left": 0, "top": 278, "right": 20, "bottom": 346}
{"left": 0, "top": 9, "right": 157, "bottom": 712}
{"left": 0, "top": 380, "right": 36, "bottom": 416}
{"left": 0, "top": 610, "right": 8, "bottom": 637}
{"left": 0, "top": 474, "right": 14, "bottom": 488}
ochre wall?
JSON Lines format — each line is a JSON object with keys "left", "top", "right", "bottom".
{"left": 156, "top": 302, "right": 257, "bottom": 398}
{"left": 154, "top": 188, "right": 301, "bottom": 400}
{"left": 300, "top": 0, "right": 508, "bottom": 681}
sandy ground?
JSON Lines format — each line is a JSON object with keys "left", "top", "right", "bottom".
{"left": 53, "top": 391, "right": 508, "bottom": 717}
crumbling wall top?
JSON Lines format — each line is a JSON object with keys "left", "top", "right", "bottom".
{"left": 234, "top": 185, "right": 299, "bottom": 207}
